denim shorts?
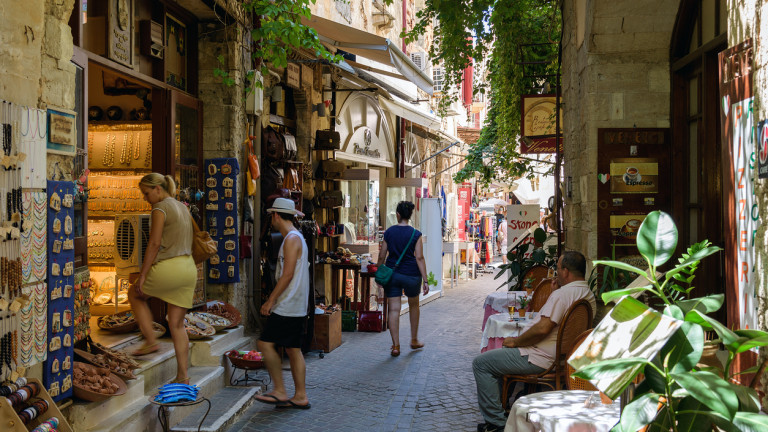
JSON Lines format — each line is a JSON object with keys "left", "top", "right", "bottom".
{"left": 385, "top": 272, "right": 422, "bottom": 298}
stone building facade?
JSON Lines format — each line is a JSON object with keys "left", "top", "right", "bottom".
{"left": 561, "top": 0, "right": 767, "bottom": 398}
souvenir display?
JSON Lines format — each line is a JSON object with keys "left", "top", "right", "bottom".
{"left": 205, "top": 158, "right": 240, "bottom": 283}
{"left": 73, "top": 267, "right": 91, "bottom": 343}
{"left": 44, "top": 180, "right": 75, "bottom": 402}
{"left": 21, "top": 192, "right": 47, "bottom": 284}
{"left": 73, "top": 361, "right": 123, "bottom": 400}
{"left": 19, "top": 106, "right": 48, "bottom": 188}
{"left": 86, "top": 219, "right": 115, "bottom": 262}
{"left": 188, "top": 311, "right": 232, "bottom": 332}
{"left": 87, "top": 174, "right": 150, "bottom": 216}
{"left": 18, "top": 283, "right": 47, "bottom": 367}
{"left": 184, "top": 314, "right": 216, "bottom": 339}
{"left": 73, "top": 348, "right": 136, "bottom": 380}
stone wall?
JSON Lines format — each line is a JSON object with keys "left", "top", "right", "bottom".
{"left": 561, "top": 0, "right": 679, "bottom": 262}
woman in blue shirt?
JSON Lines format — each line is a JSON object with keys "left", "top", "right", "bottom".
{"left": 376, "top": 201, "right": 429, "bottom": 357}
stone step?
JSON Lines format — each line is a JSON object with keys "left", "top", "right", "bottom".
{"left": 86, "top": 366, "right": 224, "bottom": 432}
{"left": 170, "top": 387, "right": 261, "bottom": 432}
{"left": 68, "top": 374, "right": 146, "bottom": 430}
{"left": 127, "top": 337, "right": 191, "bottom": 392}
{"left": 190, "top": 327, "right": 252, "bottom": 367}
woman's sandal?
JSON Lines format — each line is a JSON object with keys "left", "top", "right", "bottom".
{"left": 171, "top": 377, "right": 190, "bottom": 385}
{"left": 131, "top": 343, "right": 159, "bottom": 357}
{"left": 391, "top": 345, "right": 400, "bottom": 357}
{"left": 410, "top": 340, "right": 425, "bottom": 350}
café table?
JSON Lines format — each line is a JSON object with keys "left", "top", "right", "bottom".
{"left": 483, "top": 291, "right": 528, "bottom": 330}
{"left": 505, "top": 390, "right": 620, "bottom": 432}
{"left": 481, "top": 312, "right": 536, "bottom": 352}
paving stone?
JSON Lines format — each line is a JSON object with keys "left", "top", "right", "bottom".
{"left": 224, "top": 271, "right": 503, "bottom": 431}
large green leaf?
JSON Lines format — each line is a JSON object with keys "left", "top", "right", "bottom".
{"left": 593, "top": 260, "right": 647, "bottom": 276}
{"left": 613, "top": 393, "right": 660, "bottom": 432}
{"left": 601, "top": 285, "right": 654, "bottom": 304}
{"left": 663, "top": 304, "right": 684, "bottom": 320}
{"left": 572, "top": 357, "right": 648, "bottom": 380}
{"left": 730, "top": 382, "right": 761, "bottom": 413}
{"left": 732, "top": 411, "right": 768, "bottom": 431}
{"left": 637, "top": 211, "right": 678, "bottom": 266}
{"left": 684, "top": 310, "right": 741, "bottom": 350}
{"left": 675, "top": 294, "right": 725, "bottom": 315}
{"left": 670, "top": 370, "right": 738, "bottom": 420}
{"left": 676, "top": 396, "right": 714, "bottom": 432}
{"left": 640, "top": 364, "right": 667, "bottom": 393}
{"left": 644, "top": 406, "right": 671, "bottom": 432}
{"left": 731, "top": 330, "right": 768, "bottom": 354}
{"left": 661, "top": 322, "right": 703, "bottom": 373}
{"left": 531, "top": 247, "right": 546, "bottom": 263}
{"left": 533, "top": 227, "right": 547, "bottom": 243}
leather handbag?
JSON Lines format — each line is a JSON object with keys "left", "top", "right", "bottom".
{"left": 318, "top": 190, "right": 343, "bottom": 208}
{"left": 261, "top": 164, "right": 284, "bottom": 199}
{"left": 191, "top": 216, "right": 217, "bottom": 264}
{"left": 319, "top": 160, "right": 345, "bottom": 179}
{"left": 246, "top": 135, "right": 261, "bottom": 179}
{"left": 315, "top": 130, "right": 341, "bottom": 150}
{"left": 358, "top": 311, "right": 383, "bottom": 332}
{"left": 283, "top": 132, "right": 297, "bottom": 161}
{"left": 375, "top": 228, "right": 416, "bottom": 287}
{"left": 262, "top": 126, "right": 286, "bottom": 161}
{"left": 284, "top": 167, "right": 300, "bottom": 191}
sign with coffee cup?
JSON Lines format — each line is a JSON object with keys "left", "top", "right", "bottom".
{"left": 609, "top": 158, "right": 658, "bottom": 194}
{"left": 609, "top": 214, "right": 647, "bottom": 245}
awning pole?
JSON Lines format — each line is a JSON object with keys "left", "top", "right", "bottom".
{"left": 406, "top": 141, "right": 461, "bottom": 172}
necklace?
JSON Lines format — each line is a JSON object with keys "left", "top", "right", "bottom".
{"left": 133, "top": 132, "right": 140, "bottom": 159}
{"left": 102, "top": 133, "right": 114, "bottom": 167}
{"left": 144, "top": 132, "right": 152, "bottom": 168}
{"left": 88, "top": 132, "right": 94, "bottom": 160}
{"left": 120, "top": 132, "right": 128, "bottom": 164}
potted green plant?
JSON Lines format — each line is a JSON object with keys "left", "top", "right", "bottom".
{"left": 496, "top": 228, "right": 556, "bottom": 291}
{"left": 517, "top": 295, "right": 530, "bottom": 318}
{"left": 587, "top": 245, "right": 634, "bottom": 323}
{"left": 571, "top": 211, "right": 768, "bottom": 431}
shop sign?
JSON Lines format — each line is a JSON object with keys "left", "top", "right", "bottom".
{"left": 506, "top": 205, "right": 539, "bottom": 251}
{"left": 457, "top": 186, "right": 472, "bottom": 241}
{"left": 609, "top": 158, "right": 658, "bottom": 194}
{"left": 286, "top": 64, "right": 301, "bottom": 89}
{"left": 757, "top": 119, "right": 768, "bottom": 179}
{"left": 609, "top": 214, "right": 647, "bottom": 245}
{"left": 719, "top": 38, "right": 759, "bottom": 332}
{"left": 351, "top": 127, "right": 381, "bottom": 159}
{"left": 108, "top": 0, "right": 133, "bottom": 68}
{"left": 46, "top": 108, "right": 77, "bottom": 156}
{"left": 520, "top": 94, "right": 563, "bottom": 154}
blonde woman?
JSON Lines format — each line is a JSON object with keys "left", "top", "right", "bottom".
{"left": 128, "top": 173, "right": 197, "bottom": 385}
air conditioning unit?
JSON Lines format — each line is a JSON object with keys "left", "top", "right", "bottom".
{"left": 114, "top": 214, "right": 151, "bottom": 272}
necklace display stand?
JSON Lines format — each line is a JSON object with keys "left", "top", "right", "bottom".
{"left": 0, "top": 378, "right": 73, "bottom": 432}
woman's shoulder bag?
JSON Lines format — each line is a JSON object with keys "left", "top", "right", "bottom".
{"left": 375, "top": 228, "right": 416, "bottom": 287}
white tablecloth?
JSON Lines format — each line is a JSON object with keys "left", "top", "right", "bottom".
{"left": 505, "top": 390, "right": 620, "bottom": 432}
{"left": 484, "top": 291, "right": 528, "bottom": 313}
{"left": 481, "top": 313, "right": 535, "bottom": 351}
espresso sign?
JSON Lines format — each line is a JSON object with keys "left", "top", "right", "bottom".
{"left": 609, "top": 214, "right": 647, "bottom": 245}
{"left": 108, "top": 0, "right": 133, "bottom": 67}
{"left": 609, "top": 158, "right": 658, "bottom": 194}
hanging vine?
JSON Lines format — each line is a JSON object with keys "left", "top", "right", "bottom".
{"left": 406, "top": 0, "right": 561, "bottom": 186}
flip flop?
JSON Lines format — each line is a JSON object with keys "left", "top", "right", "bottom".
{"left": 130, "top": 343, "right": 159, "bottom": 357}
{"left": 275, "top": 400, "right": 311, "bottom": 410}
{"left": 255, "top": 394, "right": 289, "bottom": 405}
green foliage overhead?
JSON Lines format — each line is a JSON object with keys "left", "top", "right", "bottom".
{"left": 406, "top": 1, "right": 561, "bottom": 185}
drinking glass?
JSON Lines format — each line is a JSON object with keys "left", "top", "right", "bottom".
{"left": 507, "top": 291, "right": 517, "bottom": 321}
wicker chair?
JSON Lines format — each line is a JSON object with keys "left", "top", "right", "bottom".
{"left": 500, "top": 299, "right": 593, "bottom": 412}
{"left": 521, "top": 265, "right": 549, "bottom": 291}
{"left": 565, "top": 329, "right": 597, "bottom": 391}
{"left": 529, "top": 278, "right": 554, "bottom": 312}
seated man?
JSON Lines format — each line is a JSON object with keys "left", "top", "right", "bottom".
{"left": 473, "top": 251, "right": 596, "bottom": 432}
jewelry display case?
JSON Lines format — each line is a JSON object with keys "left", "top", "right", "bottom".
{"left": 339, "top": 169, "right": 380, "bottom": 254}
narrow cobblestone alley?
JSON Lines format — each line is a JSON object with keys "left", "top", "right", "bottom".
{"left": 227, "top": 271, "right": 503, "bottom": 432}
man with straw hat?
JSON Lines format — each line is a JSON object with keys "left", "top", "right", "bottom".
{"left": 254, "top": 198, "right": 312, "bottom": 409}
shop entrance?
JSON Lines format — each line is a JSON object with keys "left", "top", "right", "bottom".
{"left": 670, "top": 0, "right": 727, "bottom": 318}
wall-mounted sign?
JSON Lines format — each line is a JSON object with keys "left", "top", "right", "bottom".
{"left": 286, "top": 64, "right": 301, "bottom": 89}
{"left": 457, "top": 186, "right": 471, "bottom": 241}
{"left": 609, "top": 158, "right": 658, "bottom": 194}
{"left": 301, "top": 64, "right": 313, "bottom": 89}
{"left": 108, "top": 0, "right": 133, "bottom": 67}
{"left": 352, "top": 128, "right": 381, "bottom": 158}
{"left": 758, "top": 119, "right": 768, "bottom": 179}
{"left": 609, "top": 214, "right": 647, "bottom": 245}
{"left": 719, "top": 38, "right": 758, "bottom": 336}
{"left": 506, "top": 205, "right": 540, "bottom": 250}
{"left": 165, "top": 14, "right": 187, "bottom": 91}
{"left": 520, "top": 94, "right": 563, "bottom": 154}
{"left": 47, "top": 109, "right": 77, "bottom": 156}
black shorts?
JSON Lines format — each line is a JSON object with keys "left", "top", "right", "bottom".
{"left": 259, "top": 313, "right": 307, "bottom": 348}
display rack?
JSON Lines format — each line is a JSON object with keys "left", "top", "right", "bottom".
{"left": 0, "top": 378, "right": 74, "bottom": 432}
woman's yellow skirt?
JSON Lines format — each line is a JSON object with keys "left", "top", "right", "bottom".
{"left": 142, "top": 255, "right": 197, "bottom": 309}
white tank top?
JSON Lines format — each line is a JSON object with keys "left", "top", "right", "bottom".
{"left": 272, "top": 230, "right": 309, "bottom": 317}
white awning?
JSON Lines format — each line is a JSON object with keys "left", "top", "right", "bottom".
{"left": 302, "top": 15, "right": 434, "bottom": 95}
{"left": 379, "top": 96, "right": 441, "bottom": 129}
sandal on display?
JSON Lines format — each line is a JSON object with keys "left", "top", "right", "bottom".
{"left": 130, "top": 343, "right": 159, "bottom": 357}
{"left": 410, "top": 340, "right": 425, "bottom": 350}
{"left": 391, "top": 345, "right": 400, "bottom": 357}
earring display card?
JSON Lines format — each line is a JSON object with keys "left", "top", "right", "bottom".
{"left": 73, "top": 267, "right": 91, "bottom": 343}
{"left": 45, "top": 180, "right": 75, "bottom": 402}
{"left": 205, "top": 158, "right": 240, "bottom": 283}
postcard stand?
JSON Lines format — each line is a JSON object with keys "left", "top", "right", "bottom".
{"left": 0, "top": 378, "right": 73, "bottom": 432}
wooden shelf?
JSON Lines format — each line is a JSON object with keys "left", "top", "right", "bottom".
{"left": 269, "top": 114, "right": 296, "bottom": 129}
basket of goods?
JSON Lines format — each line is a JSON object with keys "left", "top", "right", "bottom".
{"left": 97, "top": 311, "right": 138, "bottom": 333}
{"left": 201, "top": 300, "right": 242, "bottom": 329}
{"left": 87, "top": 339, "right": 141, "bottom": 370}
{"left": 73, "top": 361, "right": 128, "bottom": 402}
{"left": 225, "top": 350, "right": 264, "bottom": 369}
{"left": 150, "top": 321, "right": 167, "bottom": 339}
{"left": 188, "top": 312, "right": 232, "bottom": 333}
{"left": 75, "top": 348, "right": 137, "bottom": 380}
{"left": 184, "top": 314, "right": 215, "bottom": 339}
